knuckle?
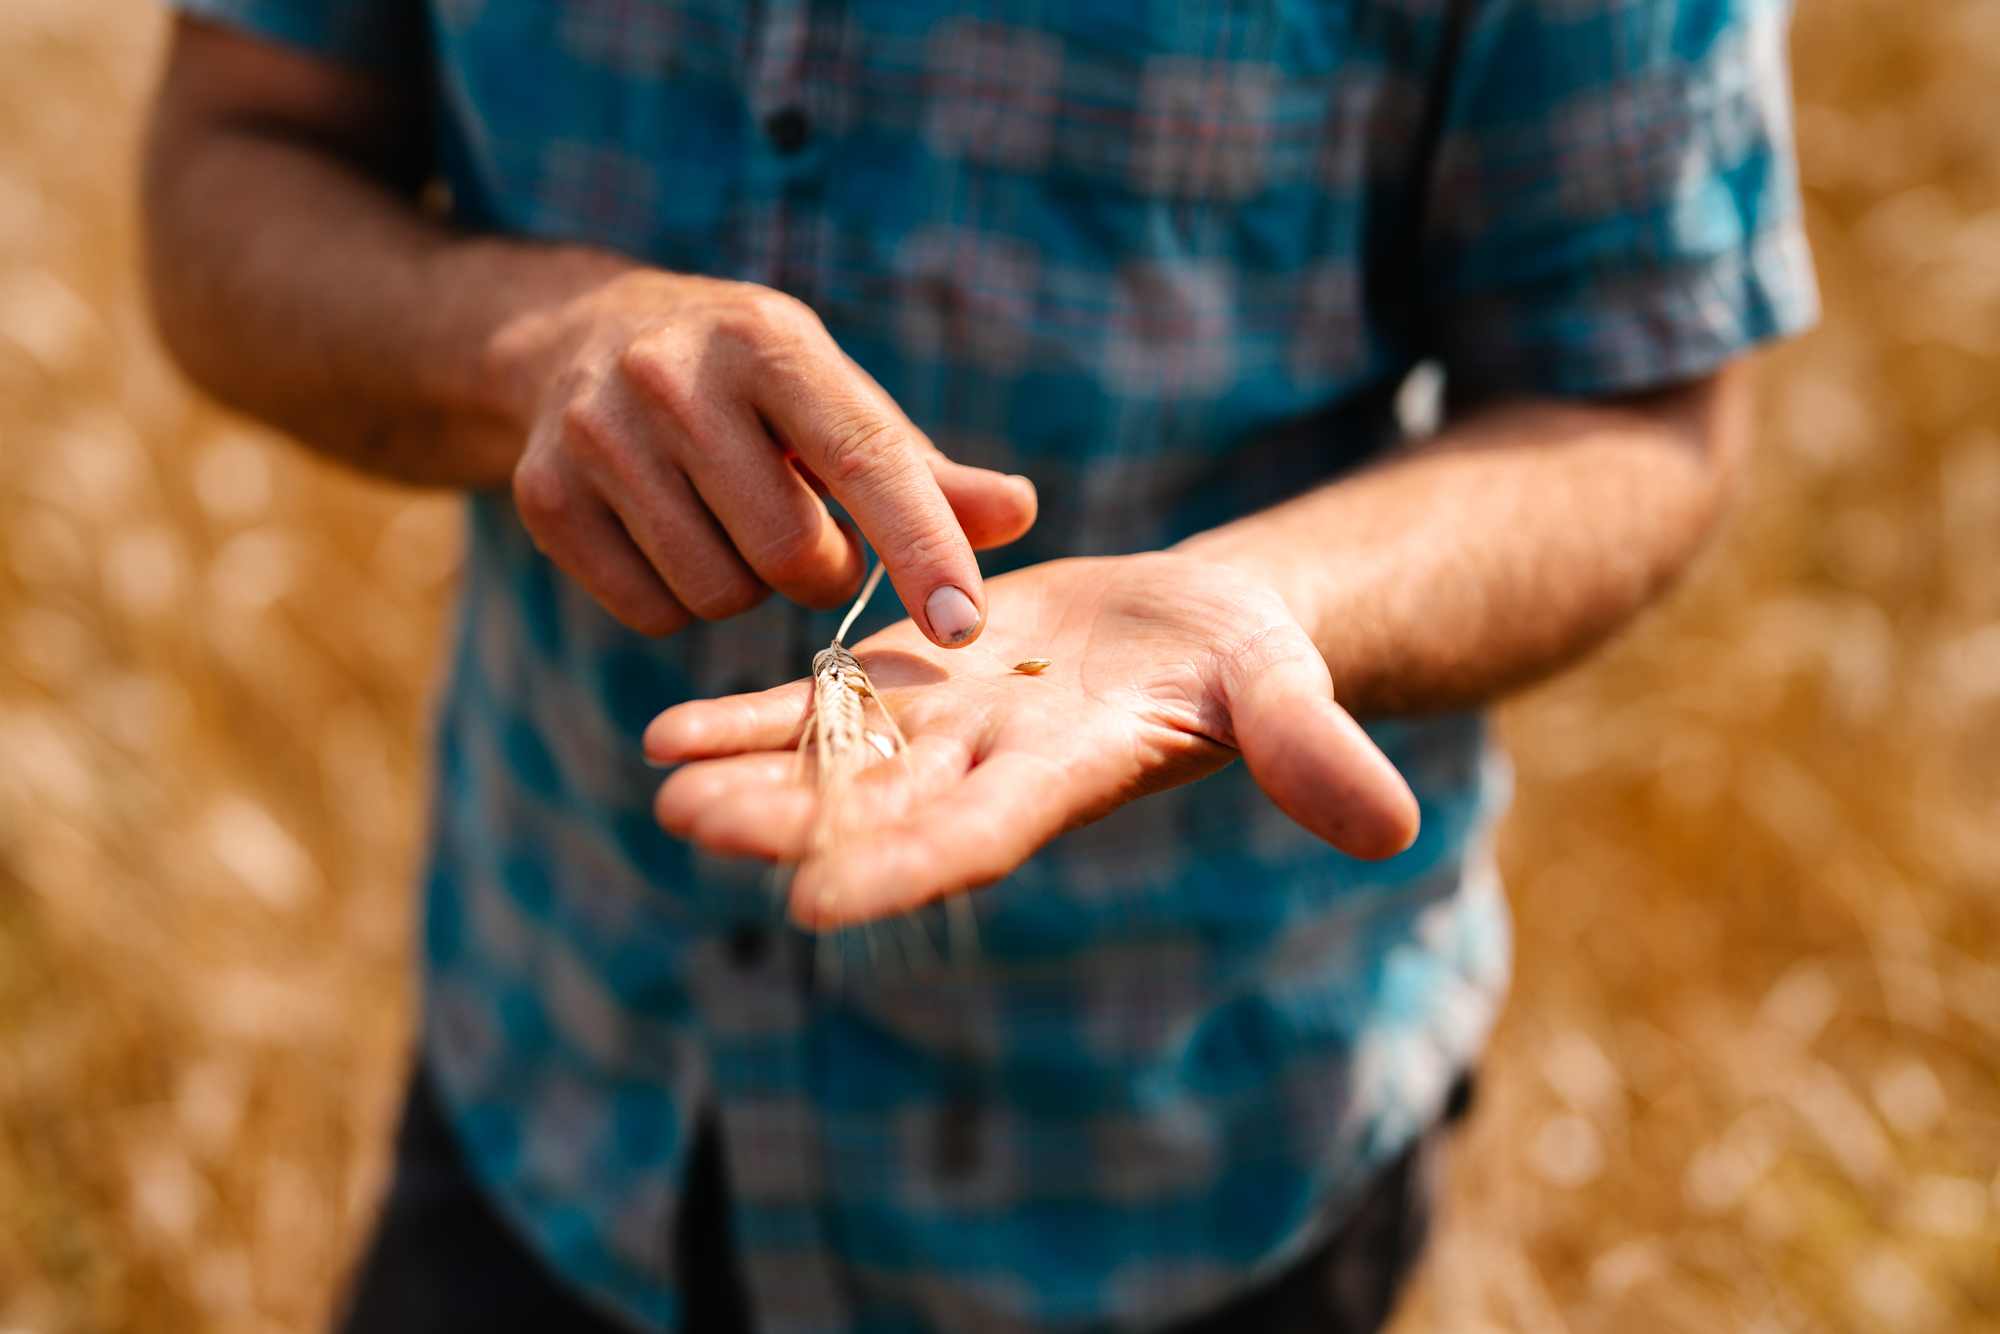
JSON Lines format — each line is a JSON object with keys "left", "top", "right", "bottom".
{"left": 619, "top": 337, "right": 699, "bottom": 418}
{"left": 881, "top": 516, "right": 961, "bottom": 576}
{"left": 622, "top": 597, "right": 687, "bottom": 638}
{"left": 684, "top": 574, "right": 768, "bottom": 621}
{"left": 614, "top": 336, "right": 657, "bottom": 382}
{"left": 511, "top": 456, "right": 571, "bottom": 531}
{"left": 719, "top": 287, "right": 815, "bottom": 351}
{"left": 818, "top": 415, "right": 904, "bottom": 488}
{"left": 746, "top": 286, "right": 813, "bottom": 335}
{"left": 749, "top": 522, "right": 829, "bottom": 588}
{"left": 558, "top": 397, "right": 618, "bottom": 458}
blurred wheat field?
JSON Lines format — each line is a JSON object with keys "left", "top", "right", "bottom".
{"left": 0, "top": 1, "right": 1995, "bottom": 1331}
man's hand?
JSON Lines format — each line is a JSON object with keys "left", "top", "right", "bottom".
{"left": 493, "top": 270, "right": 1037, "bottom": 644}
{"left": 644, "top": 554, "right": 1420, "bottom": 928}
{"left": 637, "top": 375, "right": 1741, "bottom": 931}
{"left": 144, "top": 20, "right": 1034, "bottom": 648}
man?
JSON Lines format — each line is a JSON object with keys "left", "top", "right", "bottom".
{"left": 142, "top": 1, "right": 1814, "bottom": 1329}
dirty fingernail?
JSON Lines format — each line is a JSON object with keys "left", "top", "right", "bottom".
{"left": 924, "top": 585, "right": 980, "bottom": 645}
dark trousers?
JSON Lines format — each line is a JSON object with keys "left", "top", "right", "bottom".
{"left": 336, "top": 1065, "right": 1469, "bottom": 1333}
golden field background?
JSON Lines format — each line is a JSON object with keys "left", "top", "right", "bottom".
{"left": 0, "top": 1, "right": 1994, "bottom": 1330}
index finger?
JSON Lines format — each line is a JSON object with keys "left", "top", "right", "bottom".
{"left": 758, "top": 374, "right": 986, "bottom": 649}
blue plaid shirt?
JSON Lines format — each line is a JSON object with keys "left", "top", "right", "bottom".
{"left": 177, "top": 1, "right": 1814, "bottom": 1328}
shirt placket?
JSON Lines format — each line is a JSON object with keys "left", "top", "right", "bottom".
{"left": 705, "top": 932, "right": 856, "bottom": 1334}
{"left": 740, "top": 0, "right": 815, "bottom": 292}
{"left": 708, "top": 16, "right": 854, "bottom": 1332}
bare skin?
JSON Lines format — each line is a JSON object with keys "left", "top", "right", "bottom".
{"left": 142, "top": 19, "right": 1034, "bottom": 645}
{"left": 649, "top": 376, "right": 1749, "bottom": 927}
{"left": 651, "top": 553, "right": 1424, "bottom": 928}
{"left": 144, "top": 20, "right": 1752, "bottom": 930}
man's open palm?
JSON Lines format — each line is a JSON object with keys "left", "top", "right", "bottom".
{"left": 646, "top": 554, "right": 1419, "bottom": 929}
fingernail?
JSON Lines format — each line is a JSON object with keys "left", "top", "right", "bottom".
{"left": 924, "top": 585, "right": 980, "bottom": 645}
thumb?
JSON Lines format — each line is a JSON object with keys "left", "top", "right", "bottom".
{"left": 928, "top": 457, "right": 1038, "bottom": 551}
{"left": 1224, "top": 634, "right": 1420, "bottom": 860}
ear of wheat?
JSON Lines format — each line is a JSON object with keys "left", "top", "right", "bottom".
{"left": 794, "top": 563, "right": 908, "bottom": 905}
{"left": 787, "top": 562, "right": 978, "bottom": 975}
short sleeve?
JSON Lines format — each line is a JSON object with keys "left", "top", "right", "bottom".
{"left": 1418, "top": 0, "right": 1818, "bottom": 399}
{"left": 169, "top": 0, "right": 423, "bottom": 78}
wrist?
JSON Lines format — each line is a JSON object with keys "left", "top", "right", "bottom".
{"left": 1171, "top": 520, "right": 1372, "bottom": 701}
{"left": 1168, "top": 528, "right": 1304, "bottom": 616}
{"left": 445, "top": 240, "right": 638, "bottom": 434}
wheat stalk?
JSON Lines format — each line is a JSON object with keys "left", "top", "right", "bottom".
{"left": 787, "top": 562, "right": 977, "bottom": 975}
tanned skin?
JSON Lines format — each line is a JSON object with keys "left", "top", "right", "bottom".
{"left": 143, "top": 20, "right": 1038, "bottom": 645}
{"left": 145, "top": 19, "right": 1750, "bottom": 927}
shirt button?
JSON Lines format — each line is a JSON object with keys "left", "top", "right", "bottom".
{"left": 763, "top": 106, "right": 810, "bottom": 155}
{"left": 934, "top": 1100, "right": 983, "bottom": 1182}
{"left": 727, "top": 925, "right": 772, "bottom": 970}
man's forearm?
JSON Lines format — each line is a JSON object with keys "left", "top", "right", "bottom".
{"left": 1179, "top": 372, "right": 1751, "bottom": 719}
{"left": 143, "top": 105, "right": 626, "bottom": 488}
